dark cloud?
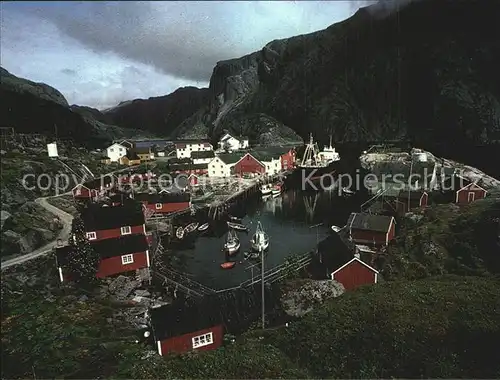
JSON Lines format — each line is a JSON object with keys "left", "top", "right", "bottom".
{"left": 61, "top": 68, "right": 76, "bottom": 76}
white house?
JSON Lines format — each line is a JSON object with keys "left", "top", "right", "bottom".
{"left": 217, "top": 134, "right": 249, "bottom": 151}
{"left": 175, "top": 140, "right": 213, "bottom": 159}
{"left": 262, "top": 157, "right": 281, "bottom": 176}
{"left": 208, "top": 153, "right": 243, "bottom": 178}
{"left": 191, "top": 150, "right": 215, "bottom": 165}
{"left": 106, "top": 143, "right": 128, "bottom": 162}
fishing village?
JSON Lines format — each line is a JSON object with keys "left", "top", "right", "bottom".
{"left": 1, "top": 131, "right": 490, "bottom": 359}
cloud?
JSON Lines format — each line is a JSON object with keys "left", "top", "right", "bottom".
{"left": 1, "top": 1, "right": 368, "bottom": 109}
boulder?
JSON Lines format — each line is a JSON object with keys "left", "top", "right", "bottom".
{"left": 280, "top": 279, "right": 345, "bottom": 318}
{"left": 1, "top": 210, "right": 12, "bottom": 229}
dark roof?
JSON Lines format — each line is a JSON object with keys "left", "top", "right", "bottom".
{"left": 215, "top": 153, "right": 244, "bottom": 165}
{"left": 191, "top": 150, "right": 215, "bottom": 159}
{"left": 126, "top": 151, "right": 140, "bottom": 160}
{"left": 174, "top": 139, "right": 210, "bottom": 144}
{"left": 84, "top": 175, "right": 117, "bottom": 189}
{"left": 134, "top": 140, "right": 172, "bottom": 148}
{"left": 134, "top": 192, "right": 190, "bottom": 204}
{"left": 169, "top": 157, "right": 192, "bottom": 165}
{"left": 347, "top": 212, "right": 394, "bottom": 233}
{"left": 251, "top": 146, "right": 293, "bottom": 161}
{"left": 398, "top": 189, "right": 427, "bottom": 200}
{"left": 317, "top": 234, "right": 354, "bottom": 271}
{"left": 134, "top": 146, "right": 152, "bottom": 154}
{"left": 170, "top": 163, "right": 208, "bottom": 171}
{"left": 81, "top": 204, "right": 145, "bottom": 231}
{"left": 55, "top": 245, "right": 73, "bottom": 266}
{"left": 150, "top": 284, "right": 281, "bottom": 341}
{"left": 91, "top": 234, "right": 149, "bottom": 259}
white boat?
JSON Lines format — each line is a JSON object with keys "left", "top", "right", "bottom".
{"left": 342, "top": 187, "right": 355, "bottom": 196}
{"left": 175, "top": 226, "right": 185, "bottom": 240}
{"left": 318, "top": 135, "right": 341, "bottom": 165}
{"left": 198, "top": 223, "right": 209, "bottom": 232}
{"left": 224, "top": 229, "right": 240, "bottom": 255}
{"left": 331, "top": 225, "right": 343, "bottom": 233}
{"left": 184, "top": 222, "right": 199, "bottom": 234}
{"left": 271, "top": 183, "right": 283, "bottom": 196}
{"left": 251, "top": 221, "right": 269, "bottom": 252}
{"left": 260, "top": 184, "right": 272, "bottom": 196}
{"left": 227, "top": 221, "right": 248, "bottom": 232}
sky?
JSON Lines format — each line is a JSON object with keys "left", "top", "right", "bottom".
{"left": 1, "top": 1, "right": 374, "bottom": 110}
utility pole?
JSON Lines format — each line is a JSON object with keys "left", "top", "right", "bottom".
{"left": 261, "top": 246, "right": 265, "bottom": 330}
{"left": 408, "top": 158, "right": 414, "bottom": 213}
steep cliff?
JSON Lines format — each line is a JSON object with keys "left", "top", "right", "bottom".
{"left": 0, "top": 68, "right": 157, "bottom": 147}
{"left": 175, "top": 0, "right": 500, "bottom": 150}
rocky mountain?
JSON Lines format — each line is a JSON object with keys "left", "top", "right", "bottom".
{"left": 97, "top": 87, "right": 211, "bottom": 136}
{"left": 0, "top": 68, "right": 158, "bottom": 147}
{"left": 172, "top": 0, "right": 500, "bottom": 151}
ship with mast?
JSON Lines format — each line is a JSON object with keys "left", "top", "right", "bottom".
{"left": 290, "top": 134, "right": 341, "bottom": 189}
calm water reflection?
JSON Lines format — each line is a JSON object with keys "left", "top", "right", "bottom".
{"left": 161, "top": 188, "right": 364, "bottom": 290}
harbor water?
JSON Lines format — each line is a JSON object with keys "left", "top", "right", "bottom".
{"left": 160, "top": 188, "right": 365, "bottom": 290}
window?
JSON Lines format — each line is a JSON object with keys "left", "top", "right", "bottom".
{"left": 110, "top": 148, "right": 114, "bottom": 152}
{"left": 155, "top": 203, "right": 163, "bottom": 209}
{"left": 192, "top": 332, "right": 213, "bottom": 349}
{"left": 213, "top": 171, "right": 215, "bottom": 174}
{"left": 121, "top": 254, "right": 134, "bottom": 265}
{"left": 75, "top": 189, "right": 81, "bottom": 195}
{"left": 121, "top": 226, "right": 131, "bottom": 235}
{"left": 86, "top": 232, "right": 97, "bottom": 240}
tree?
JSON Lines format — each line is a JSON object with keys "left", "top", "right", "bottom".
{"left": 67, "top": 217, "right": 100, "bottom": 286}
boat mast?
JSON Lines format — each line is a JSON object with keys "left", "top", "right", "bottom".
{"left": 261, "top": 245, "right": 265, "bottom": 330}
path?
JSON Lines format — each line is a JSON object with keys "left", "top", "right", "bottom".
{"left": 1, "top": 193, "right": 74, "bottom": 270}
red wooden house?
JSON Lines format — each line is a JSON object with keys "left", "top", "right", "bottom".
{"left": 330, "top": 257, "right": 379, "bottom": 291}
{"left": 80, "top": 203, "right": 146, "bottom": 242}
{"left": 134, "top": 192, "right": 191, "bottom": 214}
{"left": 442, "top": 174, "right": 488, "bottom": 205}
{"left": 72, "top": 183, "right": 98, "bottom": 200}
{"left": 92, "top": 234, "right": 150, "bottom": 278}
{"left": 347, "top": 212, "right": 396, "bottom": 246}
{"left": 279, "top": 148, "right": 296, "bottom": 171}
{"left": 55, "top": 234, "right": 150, "bottom": 281}
{"left": 233, "top": 153, "right": 266, "bottom": 176}
{"left": 72, "top": 175, "right": 118, "bottom": 200}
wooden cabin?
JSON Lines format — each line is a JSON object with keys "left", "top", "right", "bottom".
{"left": 346, "top": 212, "right": 396, "bottom": 246}
{"left": 56, "top": 234, "right": 150, "bottom": 281}
{"left": 80, "top": 203, "right": 146, "bottom": 242}
{"left": 442, "top": 175, "right": 488, "bottom": 205}
{"left": 72, "top": 183, "right": 98, "bottom": 200}
{"left": 330, "top": 258, "right": 379, "bottom": 291}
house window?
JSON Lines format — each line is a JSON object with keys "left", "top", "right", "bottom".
{"left": 121, "top": 254, "right": 134, "bottom": 265}
{"left": 192, "top": 332, "right": 214, "bottom": 349}
{"left": 86, "top": 232, "right": 97, "bottom": 240}
{"left": 155, "top": 203, "right": 163, "bottom": 209}
{"left": 121, "top": 226, "right": 131, "bottom": 235}
{"left": 75, "top": 189, "right": 81, "bottom": 195}
{"left": 213, "top": 171, "right": 215, "bottom": 174}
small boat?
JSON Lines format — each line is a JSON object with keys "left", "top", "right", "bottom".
{"left": 227, "top": 221, "right": 248, "bottom": 232}
{"left": 224, "top": 229, "right": 241, "bottom": 255}
{"left": 198, "top": 223, "right": 210, "bottom": 232}
{"left": 244, "top": 251, "right": 261, "bottom": 260}
{"left": 184, "top": 222, "right": 199, "bottom": 234}
{"left": 342, "top": 187, "right": 355, "bottom": 196}
{"left": 175, "top": 226, "right": 185, "bottom": 240}
{"left": 260, "top": 184, "right": 272, "bottom": 196}
{"left": 220, "top": 261, "right": 236, "bottom": 269}
{"left": 251, "top": 221, "right": 269, "bottom": 252}
{"left": 271, "top": 183, "right": 283, "bottom": 196}
{"left": 228, "top": 215, "right": 242, "bottom": 223}
{"left": 331, "top": 225, "right": 342, "bottom": 233}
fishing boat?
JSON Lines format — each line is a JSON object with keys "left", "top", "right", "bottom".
{"left": 342, "top": 187, "right": 355, "bottom": 196}
{"left": 251, "top": 221, "right": 269, "bottom": 252}
{"left": 260, "top": 184, "right": 272, "bottom": 196}
{"left": 271, "top": 182, "right": 283, "bottom": 196}
{"left": 220, "top": 261, "right": 236, "bottom": 269}
{"left": 198, "top": 222, "right": 209, "bottom": 232}
{"left": 184, "top": 222, "right": 199, "bottom": 234}
{"left": 227, "top": 221, "right": 248, "bottom": 232}
{"left": 224, "top": 229, "right": 241, "bottom": 255}
{"left": 175, "top": 226, "right": 185, "bottom": 240}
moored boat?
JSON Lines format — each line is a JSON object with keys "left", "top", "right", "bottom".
{"left": 220, "top": 261, "right": 236, "bottom": 269}
{"left": 198, "top": 222, "right": 209, "bottom": 232}
{"left": 260, "top": 184, "right": 272, "bottom": 196}
{"left": 184, "top": 222, "right": 199, "bottom": 234}
{"left": 228, "top": 215, "right": 242, "bottom": 223}
{"left": 227, "top": 221, "right": 248, "bottom": 232}
{"left": 342, "top": 187, "right": 355, "bottom": 196}
{"left": 224, "top": 229, "right": 241, "bottom": 255}
{"left": 331, "top": 225, "right": 343, "bottom": 233}
{"left": 175, "top": 226, "right": 185, "bottom": 240}
{"left": 271, "top": 182, "right": 283, "bottom": 196}
{"left": 251, "top": 221, "right": 269, "bottom": 252}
